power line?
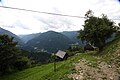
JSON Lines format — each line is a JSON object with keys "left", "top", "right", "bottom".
{"left": 0, "top": 6, "right": 119, "bottom": 20}
{"left": 0, "top": 6, "right": 85, "bottom": 18}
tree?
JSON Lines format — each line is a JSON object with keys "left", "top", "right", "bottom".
{"left": 14, "top": 57, "right": 31, "bottom": 70}
{"left": 0, "top": 34, "right": 20, "bottom": 74}
{"left": 78, "top": 10, "right": 118, "bottom": 49}
{"left": 0, "top": 34, "right": 31, "bottom": 75}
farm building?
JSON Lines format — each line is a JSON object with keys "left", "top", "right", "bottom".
{"left": 84, "top": 43, "right": 98, "bottom": 51}
{"left": 55, "top": 50, "right": 68, "bottom": 61}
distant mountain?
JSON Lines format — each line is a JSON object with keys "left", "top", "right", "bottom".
{"left": 61, "top": 31, "right": 83, "bottom": 45}
{"left": 0, "top": 27, "right": 24, "bottom": 45}
{"left": 23, "top": 31, "right": 73, "bottom": 53}
{"left": 18, "top": 33, "right": 41, "bottom": 43}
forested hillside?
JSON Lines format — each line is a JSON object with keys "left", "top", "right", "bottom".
{"left": 23, "top": 31, "right": 73, "bottom": 53}
{"left": 0, "top": 27, "right": 24, "bottom": 45}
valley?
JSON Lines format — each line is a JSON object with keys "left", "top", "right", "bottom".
{"left": 0, "top": 0, "right": 120, "bottom": 80}
{"left": 0, "top": 36, "right": 120, "bottom": 80}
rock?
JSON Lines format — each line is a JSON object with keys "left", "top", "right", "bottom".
{"left": 109, "top": 77, "right": 113, "bottom": 80}
{"left": 108, "top": 65, "right": 112, "bottom": 68}
{"left": 75, "top": 76, "right": 79, "bottom": 79}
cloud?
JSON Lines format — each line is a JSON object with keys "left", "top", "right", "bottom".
{"left": 0, "top": 0, "right": 119, "bottom": 34}
{"left": 14, "top": 20, "right": 31, "bottom": 30}
{"left": 34, "top": 13, "right": 77, "bottom": 32}
{"left": 33, "top": 8, "right": 76, "bottom": 32}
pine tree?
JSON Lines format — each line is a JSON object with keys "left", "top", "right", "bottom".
{"left": 0, "top": 34, "right": 31, "bottom": 75}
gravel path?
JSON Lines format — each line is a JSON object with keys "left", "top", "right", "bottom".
{"left": 68, "top": 59, "right": 119, "bottom": 80}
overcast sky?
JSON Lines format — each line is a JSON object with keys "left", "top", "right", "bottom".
{"left": 0, "top": 0, "right": 120, "bottom": 35}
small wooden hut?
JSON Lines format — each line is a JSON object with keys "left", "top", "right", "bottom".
{"left": 84, "top": 43, "right": 97, "bottom": 51}
{"left": 55, "top": 50, "right": 68, "bottom": 60}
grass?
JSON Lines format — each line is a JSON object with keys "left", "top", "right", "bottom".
{"left": 0, "top": 52, "right": 99, "bottom": 80}
{"left": 97, "top": 37, "right": 120, "bottom": 65}
{"left": 0, "top": 37, "right": 120, "bottom": 80}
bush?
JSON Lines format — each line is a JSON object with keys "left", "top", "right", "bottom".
{"left": 0, "top": 34, "right": 31, "bottom": 75}
{"left": 14, "top": 57, "right": 31, "bottom": 70}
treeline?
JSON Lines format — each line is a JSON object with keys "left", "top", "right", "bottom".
{"left": 0, "top": 34, "right": 52, "bottom": 75}
{"left": 21, "top": 50, "right": 52, "bottom": 64}
{"left": 0, "top": 34, "right": 31, "bottom": 75}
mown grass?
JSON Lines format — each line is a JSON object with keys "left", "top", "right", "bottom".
{"left": 97, "top": 37, "right": 120, "bottom": 65}
{"left": 0, "top": 52, "right": 99, "bottom": 80}
{"left": 0, "top": 37, "right": 120, "bottom": 80}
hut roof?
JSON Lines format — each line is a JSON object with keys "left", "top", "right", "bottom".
{"left": 56, "top": 50, "right": 66, "bottom": 59}
{"left": 84, "top": 43, "right": 97, "bottom": 50}
{"left": 87, "top": 43, "right": 95, "bottom": 47}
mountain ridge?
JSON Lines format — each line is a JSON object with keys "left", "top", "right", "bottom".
{"left": 0, "top": 27, "right": 24, "bottom": 45}
{"left": 18, "top": 33, "right": 41, "bottom": 43}
{"left": 23, "top": 31, "right": 73, "bottom": 53}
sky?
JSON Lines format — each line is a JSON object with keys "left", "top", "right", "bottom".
{"left": 0, "top": 0, "right": 120, "bottom": 35}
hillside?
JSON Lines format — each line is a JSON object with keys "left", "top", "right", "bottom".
{"left": 61, "top": 31, "right": 83, "bottom": 45}
{"left": 0, "top": 37, "right": 120, "bottom": 80}
{"left": 18, "top": 33, "right": 41, "bottom": 43}
{"left": 23, "top": 31, "right": 73, "bottom": 53}
{"left": 0, "top": 27, "right": 24, "bottom": 45}
{"left": 19, "top": 31, "right": 83, "bottom": 46}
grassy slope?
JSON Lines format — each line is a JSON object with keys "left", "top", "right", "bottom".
{"left": 0, "top": 37, "right": 120, "bottom": 80}
{"left": 68, "top": 37, "right": 120, "bottom": 79}
{"left": 99, "top": 37, "right": 120, "bottom": 63}
{"left": 0, "top": 56, "right": 77, "bottom": 80}
{"left": 0, "top": 53, "right": 98, "bottom": 80}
